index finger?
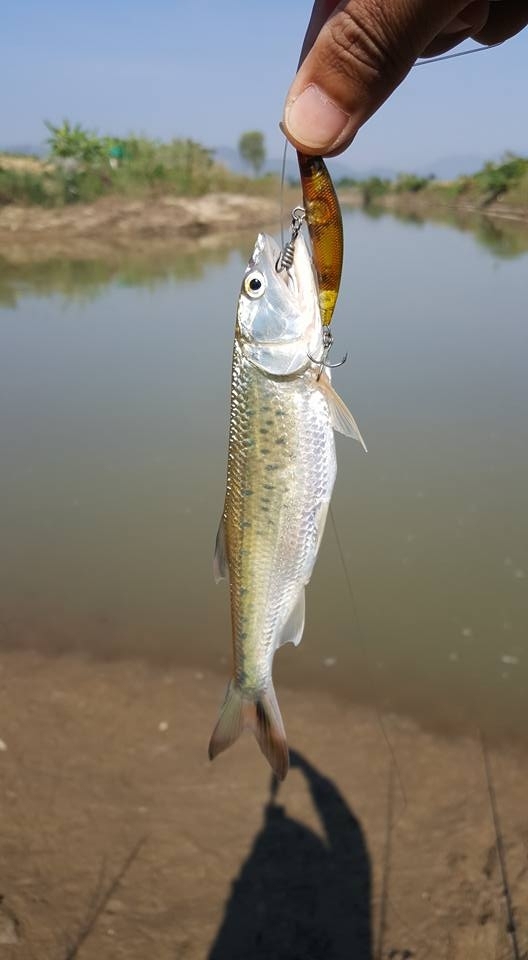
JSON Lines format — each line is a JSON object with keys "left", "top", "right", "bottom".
{"left": 474, "top": 0, "right": 528, "bottom": 42}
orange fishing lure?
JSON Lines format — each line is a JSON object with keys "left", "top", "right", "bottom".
{"left": 297, "top": 152, "right": 343, "bottom": 328}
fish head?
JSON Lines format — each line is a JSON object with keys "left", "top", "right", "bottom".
{"left": 236, "top": 232, "right": 323, "bottom": 377}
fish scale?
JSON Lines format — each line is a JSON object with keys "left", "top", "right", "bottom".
{"left": 225, "top": 341, "right": 336, "bottom": 695}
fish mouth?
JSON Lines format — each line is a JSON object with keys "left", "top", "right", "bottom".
{"left": 253, "top": 233, "right": 285, "bottom": 276}
{"left": 238, "top": 230, "right": 322, "bottom": 375}
{"left": 252, "top": 232, "right": 306, "bottom": 298}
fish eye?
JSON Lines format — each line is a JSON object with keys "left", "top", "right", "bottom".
{"left": 244, "top": 270, "right": 266, "bottom": 299}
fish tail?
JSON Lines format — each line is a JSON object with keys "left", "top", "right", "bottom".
{"left": 253, "top": 684, "right": 289, "bottom": 781}
{"left": 208, "top": 679, "right": 289, "bottom": 781}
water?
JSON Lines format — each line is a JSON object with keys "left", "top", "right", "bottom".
{"left": 1, "top": 210, "right": 527, "bottom": 741}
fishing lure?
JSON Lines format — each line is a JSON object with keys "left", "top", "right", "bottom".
{"left": 297, "top": 151, "right": 343, "bottom": 330}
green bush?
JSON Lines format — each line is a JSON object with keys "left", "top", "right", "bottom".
{"left": 393, "top": 173, "right": 430, "bottom": 194}
{"left": 473, "top": 154, "right": 528, "bottom": 203}
{"left": 360, "top": 176, "right": 390, "bottom": 205}
{"left": 506, "top": 169, "right": 528, "bottom": 207}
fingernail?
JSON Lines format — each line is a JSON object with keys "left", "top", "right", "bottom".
{"left": 283, "top": 83, "right": 351, "bottom": 151}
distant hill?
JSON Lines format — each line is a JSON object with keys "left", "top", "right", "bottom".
{"left": 1, "top": 142, "right": 501, "bottom": 183}
{"left": 213, "top": 145, "right": 498, "bottom": 183}
{"left": 1, "top": 143, "right": 46, "bottom": 158}
{"left": 213, "top": 146, "right": 395, "bottom": 182}
{"left": 415, "top": 154, "right": 495, "bottom": 180}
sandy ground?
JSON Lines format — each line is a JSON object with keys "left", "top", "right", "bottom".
{"left": 0, "top": 155, "right": 53, "bottom": 175}
{"left": 0, "top": 648, "right": 527, "bottom": 960}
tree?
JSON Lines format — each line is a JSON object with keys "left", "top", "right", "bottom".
{"left": 238, "top": 131, "right": 266, "bottom": 176}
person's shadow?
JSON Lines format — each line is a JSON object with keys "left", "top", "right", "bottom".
{"left": 208, "top": 748, "right": 372, "bottom": 960}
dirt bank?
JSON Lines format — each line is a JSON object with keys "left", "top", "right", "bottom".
{"left": 0, "top": 648, "right": 526, "bottom": 959}
{"left": 0, "top": 193, "right": 283, "bottom": 262}
{"left": 2, "top": 187, "right": 527, "bottom": 266}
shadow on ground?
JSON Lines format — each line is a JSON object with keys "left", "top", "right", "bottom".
{"left": 208, "top": 748, "right": 372, "bottom": 960}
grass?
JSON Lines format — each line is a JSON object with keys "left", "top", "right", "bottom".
{"left": 0, "top": 167, "right": 53, "bottom": 206}
{"left": 338, "top": 154, "right": 528, "bottom": 214}
{"left": 0, "top": 157, "right": 280, "bottom": 208}
{"left": 1, "top": 127, "right": 527, "bottom": 215}
{"left": 0, "top": 126, "right": 281, "bottom": 208}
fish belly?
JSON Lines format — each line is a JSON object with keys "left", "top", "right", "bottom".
{"left": 224, "top": 344, "right": 336, "bottom": 696}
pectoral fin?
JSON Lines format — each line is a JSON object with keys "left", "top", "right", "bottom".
{"left": 319, "top": 376, "right": 367, "bottom": 452}
{"left": 213, "top": 517, "right": 228, "bottom": 583}
{"left": 279, "top": 590, "right": 305, "bottom": 647}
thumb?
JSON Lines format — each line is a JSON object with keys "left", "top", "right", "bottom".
{"left": 282, "top": 0, "right": 484, "bottom": 155}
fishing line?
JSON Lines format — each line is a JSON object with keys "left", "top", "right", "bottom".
{"left": 376, "top": 758, "right": 395, "bottom": 960}
{"left": 479, "top": 729, "right": 521, "bottom": 960}
{"left": 413, "top": 42, "right": 502, "bottom": 67}
{"left": 329, "top": 504, "right": 407, "bottom": 810}
{"left": 329, "top": 504, "right": 418, "bottom": 951}
{"left": 277, "top": 27, "right": 504, "bottom": 818}
{"left": 413, "top": 38, "right": 520, "bottom": 948}
{"left": 279, "top": 138, "right": 289, "bottom": 249}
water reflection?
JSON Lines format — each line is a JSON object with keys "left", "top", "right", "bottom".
{"left": 208, "top": 749, "right": 372, "bottom": 960}
{"left": 356, "top": 203, "right": 528, "bottom": 259}
{"left": 0, "top": 233, "right": 254, "bottom": 307}
{"left": 471, "top": 215, "right": 528, "bottom": 259}
{"left": 1, "top": 208, "right": 527, "bottom": 311}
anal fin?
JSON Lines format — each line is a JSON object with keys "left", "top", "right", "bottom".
{"left": 279, "top": 591, "right": 305, "bottom": 647}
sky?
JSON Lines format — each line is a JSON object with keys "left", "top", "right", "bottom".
{"left": 2, "top": 0, "right": 527, "bottom": 173}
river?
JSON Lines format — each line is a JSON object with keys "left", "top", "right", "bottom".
{"left": 1, "top": 208, "right": 527, "bottom": 741}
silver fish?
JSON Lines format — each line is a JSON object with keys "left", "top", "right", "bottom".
{"left": 209, "top": 232, "right": 366, "bottom": 780}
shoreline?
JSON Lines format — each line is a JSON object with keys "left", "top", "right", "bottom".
{"left": 0, "top": 192, "right": 285, "bottom": 262}
{"left": 339, "top": 187, "right": 528, "bottom": 225}
{"left": 1, "top": 188, "right": 527, "bottom": 264}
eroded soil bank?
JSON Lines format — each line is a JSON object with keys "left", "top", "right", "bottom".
{"left": 0, "top": 193, "right": 283, "bottom": 262}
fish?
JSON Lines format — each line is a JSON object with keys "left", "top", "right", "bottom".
{"left": 208, "top": 229, "right": 366, "bottom": 781}
{"left": 297, "top": 151, "right": 343, "bottom": 328}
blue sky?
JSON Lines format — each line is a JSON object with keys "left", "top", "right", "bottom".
{"left": 2, "top": 0, "right": 527, "bottom": 172}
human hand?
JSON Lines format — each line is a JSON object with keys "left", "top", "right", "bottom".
{"left": 282, "top": 0, "right": 528, "bottom": 156}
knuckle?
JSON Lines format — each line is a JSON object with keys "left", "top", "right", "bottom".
{"left": 323, "top": 4, "right": 410, "bottom": 90}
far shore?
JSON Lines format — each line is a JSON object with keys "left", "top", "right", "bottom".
{"left": 1, "top": 187, "right": 527, "bottom": 263}
{"left": 339, "top": 186, "right": 528, "bottom": 226}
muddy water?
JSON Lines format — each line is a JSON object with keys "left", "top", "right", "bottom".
{"left": 0, "top": 211, "right": 527, "bottom": 740}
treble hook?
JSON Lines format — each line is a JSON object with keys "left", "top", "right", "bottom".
{"left": 276, "top": 206, "right": 306, "bottom": 273}
{"left": 307, "top": 327, "right": 348, "bottom": 379}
